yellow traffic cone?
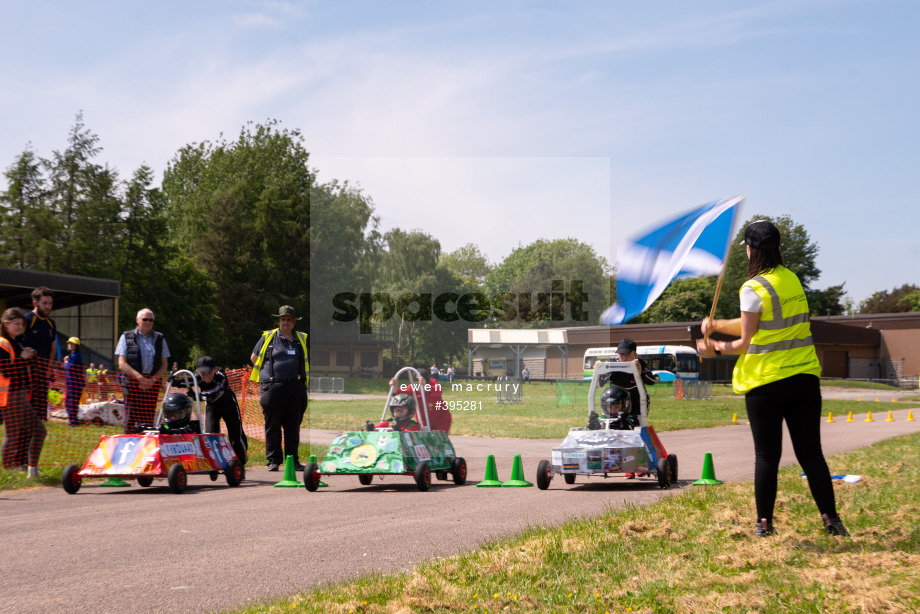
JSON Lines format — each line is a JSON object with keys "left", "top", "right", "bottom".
{"left": 876, "top": 397, "right": 880, "bottom": 402}
{"left": 846, "top": 412, "right": 855, "bottom": 422}
{"left": 865, "top": 411, "right": 874, "bottom": 423}
{"left": 907, "top": 411, "right": 916, "bottom": 422}
{"left": 732, "top": 413, "right": 739, "bottom": 425}
{"left": 886, "top": 411, "right": 895, "bottom": 422}
{"left": 825, "top": 411, "right": 835, "bottom": 423}
{"left": 857, "top": 396, "right": 861, "bottom": 402}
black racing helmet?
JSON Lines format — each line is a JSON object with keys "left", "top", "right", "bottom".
{"left": 599, "top": 385, "right": 631, "bottom": 419}
{"left": 162, "top": 393, "right": 192, "bottom": 429}
{"left": 388, "top": 393, "right": 416, "bottom": 422}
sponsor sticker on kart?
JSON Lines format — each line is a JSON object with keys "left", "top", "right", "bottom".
{"left": 562, "top": 452, "right": 586, "bottom": 458}
{"left": 413, "top": 445, "right": 431, "bottom": 461}
{"left": 161, "top": 442, "right": 196, "bottom": 457}
{"left": 562, "top": 463, "right": 580, "bottom": 472}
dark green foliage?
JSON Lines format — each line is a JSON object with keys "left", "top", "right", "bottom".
{"left": 859, "top": 284, "right": 920, "bottom": 314}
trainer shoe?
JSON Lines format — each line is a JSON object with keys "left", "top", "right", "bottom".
{"left": 293, "top": 462, "right": 305, "bottom": 471}
{"left": 755, "top": 518, "right": 776, "bottom": 537}
{"left": 625, "top": 472, "right": 636, "bottom": 479}
{"left": 822, "top": 513, "right": 849, "bottom": 536}
{"left": 27, "top": 466, "right": 43, "bottom": 479}
{"left": 267, "top": 463, "right": 280, "bottom": 472}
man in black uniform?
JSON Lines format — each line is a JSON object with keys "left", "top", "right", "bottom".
{"left": 194, "top": 356, "right": 248, "bottom": 465}
{"left": 250, "top": 306, "right": 309, "bottom": 472}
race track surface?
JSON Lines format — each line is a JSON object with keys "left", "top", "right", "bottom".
{"left": 1, "top": 407, "right": 918, "bottom": 613}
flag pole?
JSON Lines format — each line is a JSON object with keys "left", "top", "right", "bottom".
{"left": 704, "top": 258, "right": 729, "bottom": 342}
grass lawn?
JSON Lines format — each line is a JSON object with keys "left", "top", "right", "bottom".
{"left": 307, "top": 380, "right": 915, "bottom": 440}
{"left": 233, "top": 430, "right": 920, "bottom": 614}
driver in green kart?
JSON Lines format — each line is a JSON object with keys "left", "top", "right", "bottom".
{"left": 374, "top": 393, "right": 421, "bottom": 432}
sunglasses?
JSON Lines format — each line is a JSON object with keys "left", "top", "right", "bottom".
{"left": 141, "top": 318, "right": 154, "bottom": 322}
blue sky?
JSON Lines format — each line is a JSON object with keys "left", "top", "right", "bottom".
{"left": 1, "top": 0, "right": 917, "bottom": 306}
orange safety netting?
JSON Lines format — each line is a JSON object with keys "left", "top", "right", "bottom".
{"left": 0, "top": 357, "right": 270, "bottom": 470}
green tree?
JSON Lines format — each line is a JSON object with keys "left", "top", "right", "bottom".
{"left": 486, "top": 238, "right": 609, "bottom": 327}
{"left": 806, "top": 283, "right": 849, "bottom": 316}
{"left": 859, "top": 284, "right": 920, "bottom": 314}
{"left": 440, "top": 243, "right": 492, "bottom": 286}
{"left": 163, "top": 120, "right": 313, "bottom": 364}
{"left": 637, "top": 276, "right": 716, "bottom": 323}
{"left": 0, "top": 147, "right": 54, "bottom": 269}
{"left": 44, "top": 112, "right": 123, "bottom": 277}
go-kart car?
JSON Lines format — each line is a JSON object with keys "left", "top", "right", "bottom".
{"left": 61, "top": 370, "right": 244, "bottom": 495}
{"left": 304, "top": 367, "right": 466, "bottom": 492}
{"left": 536, "top": 361, "right": 677, "bottom": 490}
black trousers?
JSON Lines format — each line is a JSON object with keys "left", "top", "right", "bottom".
{"left": 205, "top": 393, "right": 249, "bottom": 465}
{"left": 746, "top": 373, "right": 838, "bottom": 523}
{"left": 260, "top": 380, "right": 307, "bottom": 466}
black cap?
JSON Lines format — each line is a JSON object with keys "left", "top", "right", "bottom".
{"left": 196, "top": 356, "right": 216, "bottom": 373}
{"left": 742, "top": 220, "right": 781, "bottom": 250}
{"left": 616, "top": 338, "right": 637, "bottom": 354}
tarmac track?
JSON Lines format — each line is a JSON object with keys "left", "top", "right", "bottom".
{"left": 1, "top": 406, "right": 918, "bottom": 614}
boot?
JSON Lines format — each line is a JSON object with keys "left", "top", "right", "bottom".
{"left": 27, "top": 466, "right": 43, "bottom": 479}
{"left": 755, "top": 518, "right": 776, "bottom": 537}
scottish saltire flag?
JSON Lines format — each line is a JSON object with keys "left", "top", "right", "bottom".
{"left": 601, "top": 195, "right": 744, "bottom": 325}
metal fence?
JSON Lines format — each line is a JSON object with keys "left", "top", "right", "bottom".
{"left": 495, "top": 376, "right": 524, "bottom": 405}
{"left": 673, "top": 379, "right": 712, "bottom": 400}
{"left": 309, "top": 377, "right": 345, "bottom": 393}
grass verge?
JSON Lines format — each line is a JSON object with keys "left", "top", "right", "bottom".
{"left": 307, "top": 381, "right": 916, "bottom": 439}
{"left": 233, "top": 431, "right": 920, "bottom": 614}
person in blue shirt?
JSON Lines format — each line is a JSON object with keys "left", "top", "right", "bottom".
{"left": 63, "top": 337, "right": 85, "bottom": 426}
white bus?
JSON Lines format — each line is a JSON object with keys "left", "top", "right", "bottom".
{"left": 582, "top": 345, "right": 700, "bottom": 382}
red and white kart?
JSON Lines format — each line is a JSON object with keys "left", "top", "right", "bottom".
{"left": 61, "top": 370, "right": 244, "bottom": 494}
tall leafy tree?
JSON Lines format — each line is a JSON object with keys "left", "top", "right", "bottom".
{"left": 486, "top": 238, "right": 609, "bottom": 327}
{"left": 440, "top": 243, "right": 492, "bottom": 286}
{"left": 44, "top": 111, "right": 122, "bottom": 277}
{"left": 163, "top": 120, "right": 313, "bottom": 363}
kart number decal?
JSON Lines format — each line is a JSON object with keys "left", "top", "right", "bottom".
{"left": 162, "top": 442, "right": 196, "bottom": 457}
{"left": 413, "top": 445, "right": 431, "bottom": 461}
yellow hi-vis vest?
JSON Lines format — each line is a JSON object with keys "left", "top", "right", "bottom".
{"left": 732, "top": 265, "right": 822, "bottom": 394}
{"left": 250, "top": 329, "right": 310, "bottom": 385}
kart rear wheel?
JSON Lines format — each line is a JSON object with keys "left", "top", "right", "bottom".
{"left": 62, "top": 464, "right": 82, "bottom": 494}
{"left": 536, "top": 459, "right": 552, "bottom": 490}
{"left": 563, "top": 473, "right": 576, "bottom": 485}
{"left": 358, "top": 474, "right": 373, "bottom": 486}
{"left": 304, "top": 462, "right": 321, "bottom": 492}
{"left": 667, "top": 454, "right": 678, "bottom": 484}
{"left": 225, "top": 460, "right": 243, "bottom": 487}
{"left": 451, "top": 457, "right": 467, "bottom": 485}
{"left": 415, "top": 461, "right": 431, "bottom": 492}
{"left": 656, "top": 457, "right": 671, "bottom": 489}
{"left": 168, "top": 463, "right": 188, "bottom": 494}
{"left": 136, "top": 476, "right": 154, "bottom": 487}
{"left": 209, "top": 471, "right": 219, "bottom": 482}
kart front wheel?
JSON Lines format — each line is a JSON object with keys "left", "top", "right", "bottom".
{"left": 136, "top": 476, "right": 154, "bottom": 487}
{"left": 451, "top": 457, "right": 467, "bottom": 485}
{"left": 415, "top": 461, "right": 431, "bottom": 492}
{"left": 168, "top": 463, "right": 188, "bottom": 494}
{"left": 358, "top": 474, "right": 373, "bottom": 486}
{"left": 656, "top": 457, "right": 671, "bottom": 489}
{"left": 225, "top": 460, "right": 244, "bottom": 487}
{"left": 667, "top": 454, "right": 678, "bottom": 484}
{"left": 304, "top": 462, "right": 321, "bottom": 492}
{"left": 536, "top": 459, "right": 552, "bottom": 490}
{"left": 62, "top": 464, "right": 82, "bottom": 494}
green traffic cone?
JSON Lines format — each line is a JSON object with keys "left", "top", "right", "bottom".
{"left": 100, "top": 477, "right": 131, "bottom": 487}
{"left": 692, "top": 452, "right": 723, "bottom": 485}
{"left": 274, "top": 455, "right": 304, "bottom": 487}
{"left": 476, "top": 454, "right": 503, "bottom": 487}
{"left": 501, "top": 454, "right": 533, "bottom": 487}
{"left": 309, "top": 454, "right": 328, "bottom": 487}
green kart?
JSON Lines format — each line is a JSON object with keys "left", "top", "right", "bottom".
{"left": 304, "top": 367, "right": 467, "bottom": 492}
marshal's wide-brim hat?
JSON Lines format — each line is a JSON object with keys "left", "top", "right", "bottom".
{"left": 272, "top": 305, "right": 302, "bottom": 320}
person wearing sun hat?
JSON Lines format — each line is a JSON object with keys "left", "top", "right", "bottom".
{"left": 697, "top": 219, "right": 847, "bottom": 538}
{"left": 250, "top": 305, "right": 309, "bottom": 472}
